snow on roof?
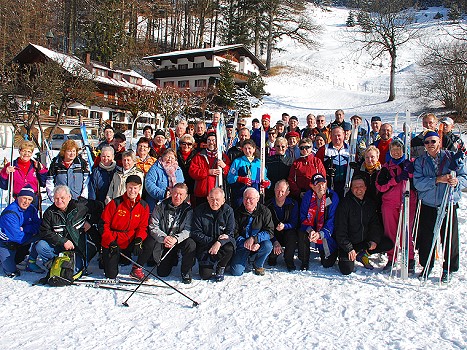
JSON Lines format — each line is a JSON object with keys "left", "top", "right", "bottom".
{"left": 143, "top": 44, "right": 244, "bottom": 60}
{"left": 29, "top": 43, "right": 156, "bottom": 90}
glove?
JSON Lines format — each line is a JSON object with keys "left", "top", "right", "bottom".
{"left": 349, "top": 161, "right": 359, "bottom": 170}
{"left": 395, "top": 171, "right": 409, "bottom": 183}
{"left": 238, "top": 176, "right": 252, "bottom": 186}
{"left": 132, "top": 237, "right": 144, "bottom": 256}
{"left": 327, "top": 168, "right": 336, "bottom": 177}
{"left": 108, "top": 240, "right": 120, "bottom": 258}
{"left": 260, "top": 180, "right": 271, "bottom": 189}
{"left": 4, "top": 241, "right": 18, "bottom": 250}
{"left": 401, "top": 160, "right": 414, "bottom": 174}
{"left": 449, "top": 150, "right": 464, "bottom": 171}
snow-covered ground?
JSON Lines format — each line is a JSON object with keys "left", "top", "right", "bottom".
{"left": 1, "top": 6, "right": 467, "bottom": 350}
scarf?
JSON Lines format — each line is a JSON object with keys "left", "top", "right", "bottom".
{"left": 179, "top": 149, "right": 191, "bottom": 161}
{"left": 390, "top": 154, "right": 406, "bottom": 165}
{"left": 99, "top": 160, "right": 117, "bottom": 171}
{"left": 161, "top": 160, "right": 178, "bottom": 189}
{"left": 16, "top": 158, "right": 31, "bottom": 175}
{"left": 364, "top": 161, "right": 381, "bottom": 174}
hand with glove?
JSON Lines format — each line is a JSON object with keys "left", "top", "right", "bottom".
{"left": 401, "top": 160, "right": 414, "bottom": 174}
{"left": 238, "top": 176, "right": 252, "bottom": 186}
{"left": 260, "top": 179, "right": 270, "bottom": 189}
{"left": 395, "top": 170, "right": 409, "bottom": 183}
{"left": 132, "top": 237, "right": 144, "bottom": 256}
{"left": 349, "top": 161, "right": 359, "bottom": 170}
{"left": 327, "top": 168, "right": 336, "bottom": 177}
{"left": 108, "top": 240, "right": 120, "bottom": 257}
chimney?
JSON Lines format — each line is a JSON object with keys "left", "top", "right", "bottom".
{"left": 109, "top": 60, "right": 113, "bottom": 69}
{"left": 85, "top": 52, "right": 91, "bottom": 66}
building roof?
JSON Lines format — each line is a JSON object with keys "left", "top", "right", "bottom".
{"left": 143, "top": 44, "right": 266, "bottom": 71}
{"left": 13, "top": 43, "right": 157, "bottom": 90}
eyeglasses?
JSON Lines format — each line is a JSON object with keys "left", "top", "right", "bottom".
{"left": 237, "top": 123, "right": 245, "bottom": 126}
{"left": 299, "top": 145, "right": 312, "bottom": 150}
{"left": 180, "top": 142, "right": 193, "bottom": 146}
{"left": 275, "top": 145, "right": 287, "bottom": 149}
{"left": 424, "top": 140, "right": 437, "bottom": 145}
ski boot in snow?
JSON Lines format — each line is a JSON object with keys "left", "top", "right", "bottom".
{"left": 25, "top": 260, "right": 45, "bottom": 273}
{"left": 181, "top": 272, "right": 192, "bottom": 284}
{"left": 213, "top": 266, "right": 225, "bottom": 282}
{"left": 129, "top": 266, "right": 145, "bottom": 281}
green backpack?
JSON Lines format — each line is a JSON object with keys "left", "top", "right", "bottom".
{"left": 47, "top": 251, "right": 84, "bottom": 287}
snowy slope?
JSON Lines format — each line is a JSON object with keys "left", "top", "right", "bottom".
{"left": 1, "top": 6, "right": 467, "bottom": 350}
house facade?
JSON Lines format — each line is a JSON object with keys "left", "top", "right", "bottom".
{"left": 12, "top": 43, "right": 157, "bottom": 139}
{"left": 143, "top": 44, "right": 266, "bottom": 91}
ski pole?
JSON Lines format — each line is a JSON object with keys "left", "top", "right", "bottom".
{"left": 122, "top": 246, "right": 174, "bottom": 307}
{"left": 412, "top": 199, "right": 421, "bottom": 248}
{"left": 120, "top": 252, "right": 199, "bottom": 307}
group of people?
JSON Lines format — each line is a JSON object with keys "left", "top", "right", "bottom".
{"left": 0, "top": 109, "right": 465, "bottom": 285}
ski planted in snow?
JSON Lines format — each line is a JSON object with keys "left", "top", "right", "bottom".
{"left": 344, "top": 119, "right": 359, "bottom": 195}
{"left": 260, "top": 126, "right": 266, "bottom": 202}
{"left": 80, "top": 123, "right": 94, "bottom": 174}
{"left": 216, "top": 114, "right": 226, "bottom": 188}
{"left": 400, "top": 110, "right": 411, "bottom": 280}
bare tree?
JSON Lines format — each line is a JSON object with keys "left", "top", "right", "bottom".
{"left": 353, "top": 0, "right": 419, "bottom": 101}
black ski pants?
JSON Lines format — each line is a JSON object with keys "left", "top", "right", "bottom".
{"left": 198, "top": 242, "right": 235, "bottom": 280}
{"left": 417, "top": 203, "right": 459, "bottom": 272}
{"left": 271, "top": 228, "right": 298, "bottom": 268}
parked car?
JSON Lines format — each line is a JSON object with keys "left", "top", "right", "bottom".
{"left": 49, "top": 133, "right": 83, "bottom": 150}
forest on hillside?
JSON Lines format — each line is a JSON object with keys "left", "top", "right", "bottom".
{"left": 0, "top": 0, "right": 465, "bottom": 70}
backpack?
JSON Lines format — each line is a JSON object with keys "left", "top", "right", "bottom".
{"left": 46, "top": 251, "right": 84, "bottom": 287}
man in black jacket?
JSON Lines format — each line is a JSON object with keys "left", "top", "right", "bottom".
{"left": 191, "top": 187, "right": 235, "bottom": 282}
{"left": 334, "top": 175, "right": 392, "bottom": 275}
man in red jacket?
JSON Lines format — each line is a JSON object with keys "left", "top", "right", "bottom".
{"left": 100, "top": 175, "right": 150, "bottom": 279}
{"left": 189, "top": 131, "right": 230, "bottom": 207}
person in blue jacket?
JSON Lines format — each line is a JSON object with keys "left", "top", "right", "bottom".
{"left": 413, "top": 130, "right": 467, "bottom": 282}
{"left": 0, "top": 185, "right": 41, "bottom": 277}
{"left": 145, "top": 148, "right": 184, "bottom": 211}
{"left": 227, "top": 139, "right": 270, "bottom": 209}
{"left": 299, "top": 173, "right": 339, "bottom": 270}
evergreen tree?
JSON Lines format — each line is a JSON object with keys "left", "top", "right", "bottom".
{"left": 246, "top": 72, "right": 266, "bottom": 98}
{"left": 448, "top": 3, "right": 461, "bottom": 23}
{"left": 216, "top": 59, "right": 236, "bottom": 109}
{"left": 346, "top": 11, "right": 355, "bottom": 27}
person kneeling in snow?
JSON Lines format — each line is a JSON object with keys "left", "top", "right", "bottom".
{"left": 298, "top": 173, "right": 339, "bottom": 271}
{"left": 29, "top": 185, "right": 103, "bottom": 272}
{"left": 191, "top": 187, "right": 235, "bottom": 282}
{"left": 100, "top": 175, "right": 150, "bottom": 279}
{"left": 230, "top": 187, "right": 274, "bottom": 276}
{"left": 334, "top": 175, "right": 392, "bottom": 275}
{"left": 0, "top": 185, "right": 41, "bottom": 277}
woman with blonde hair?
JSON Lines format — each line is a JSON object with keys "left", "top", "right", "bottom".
{"left": 0, "top": 140, "right": 48, "bottom": 206}
{"left": 46, "top": 139, "right": 89, "bottom": 200}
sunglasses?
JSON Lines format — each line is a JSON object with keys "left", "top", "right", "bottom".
{"left": 299, "top": 145, "right": 312, "bottom": 150}
{"left": 237, "top": 123, "right": 245, "bottom": 126}
{"left": 424, "top": 140, "right": 437, "bottom": 145}
{"left": 180, "top": 142, "right": 193, "bottom": 146}
{"left": 276, "top": 145, "right": 287, "bottom": 149}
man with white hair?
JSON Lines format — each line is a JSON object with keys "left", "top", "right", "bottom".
{"left": 230, "top": 187, "right": 274, "bottom": 276}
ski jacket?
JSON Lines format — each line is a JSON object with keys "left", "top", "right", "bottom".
{"left": 442, "top": 132, "right": 466, "bottom": 153}
{"left": 191, "top": 202, "right": 236, "bottom": 254}
{"left": 88, "top": 162, "right": 117, "bottom": 203}
{"left": 286, "top": 145, "right": 300, "bottom": 161}
{"left": 413, "top": 150, "right": 467, "bottom": 207}
{"left": 265, "top": 154, "right": 293, "bottom": 200}
{"left": 227, "top": 155, "right": 269, "bottom": 209}
{"left": 136, "top": 155, "right": 157, "bottom": 175}
{"left": 0, "top": 200, "right": 41, "bottom": 244}
{"left": 334, "top": 192, "right": 384, "bottom": 253}
{"left": 376, "top": 159, "right": 415, "bottom": 207}
{"left": 0, "top": 158, "right": 48, "bottom": 195}
{"left": 373, "top": 138, "right": 392, "bottom": 164}
{"left": 177, "top": 149, "right": 197, "bottom": 194}
{"left": 299, "top": 188, "right": 339, "bottom": 253}
{"left": 251, "top": 127, "right": 269, "bottom": 147}
{"left": 189, "top": 149, "right": 231, "bottom": 198}
{"left": 287, "top": 154, "right": 326, "bottom": 198}
{"left": 149, "top": 198, "right": 192, "bottom": 262}
{"left": 410, "top": 132, "right": 426, "bottom": 159}
{"left": 227, "top": 146, "right": 243, "bottom": 162}
{"left": 40, "top": 199, "right": 103, "bottom": 255}
{"left": 315, "top": 142, "right": 349, "bottom": 184}
{"left": 46, "top": 155, "right": 89, "bottom": 200}
{"left": 354, "top": 165, "right": 382, "bottom": 207}
{"left": 105, "top": 166, "right": 144, "bottom": 204}
{"left": 266, "top": 197, "right": 299, "bottom": 232}
{"left": 234, "top": 203, "right": 274, "bottom": 245}
{"left": 144, "top": 160, "right": 184, "bottom": 211}
{"left": 100, "top": 193, "right": 149, "bottom": 250}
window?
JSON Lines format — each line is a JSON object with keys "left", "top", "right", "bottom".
{"left": 129, "top": 76, "right": 138, "bottom": 84}
{"left": 193, "top": 62, "right": 204, "bottom": 69}
{"left": 90, "top": 111, "right": 102, "bottom": 119}
{"left": 112, "top": 72, "right": 122, "bottom": 80}
{"left": 163, "top": 81, "right": 174, "bottom": 88}
{"left": 178, "top": 80, "right": 189, "bottom": 88}
{"left": 93, "top": 68, "right": 106, "bottom": 77}
{"left": 178, "top": 64, "right": 188, "bottom": 70}
{"left": 194, "top": 79, "right": 207, "bottom": 88}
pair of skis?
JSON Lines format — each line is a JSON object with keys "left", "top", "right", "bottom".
{"left": 344, "top": 119, "right": 359, "bottom": 195}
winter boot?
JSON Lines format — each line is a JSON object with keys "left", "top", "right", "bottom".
{"left": 213, "top": 266, "right": 225, "bottom": 282}
{"left": 5, "top": 270, "right": 21, "bottom": 278}
{"left": 129, "top": 266, "right": 145, "bottom": 281}
{"left": 356, "top": 250, "right": 374, "bottom": 270}
{"left": 267, "top": 254, "right": 278, "bottom": 266}
{"left": 25, "top": 260, "right": 45, "bottom": 273}
{"left": 181, "top": 272, "right": 192, "bottom": 284}
{"left": 441, "top": 270, "right": 451, "bottom": 283}
{"left": 253, "top": 265, "right": 265, "bottom": 276}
